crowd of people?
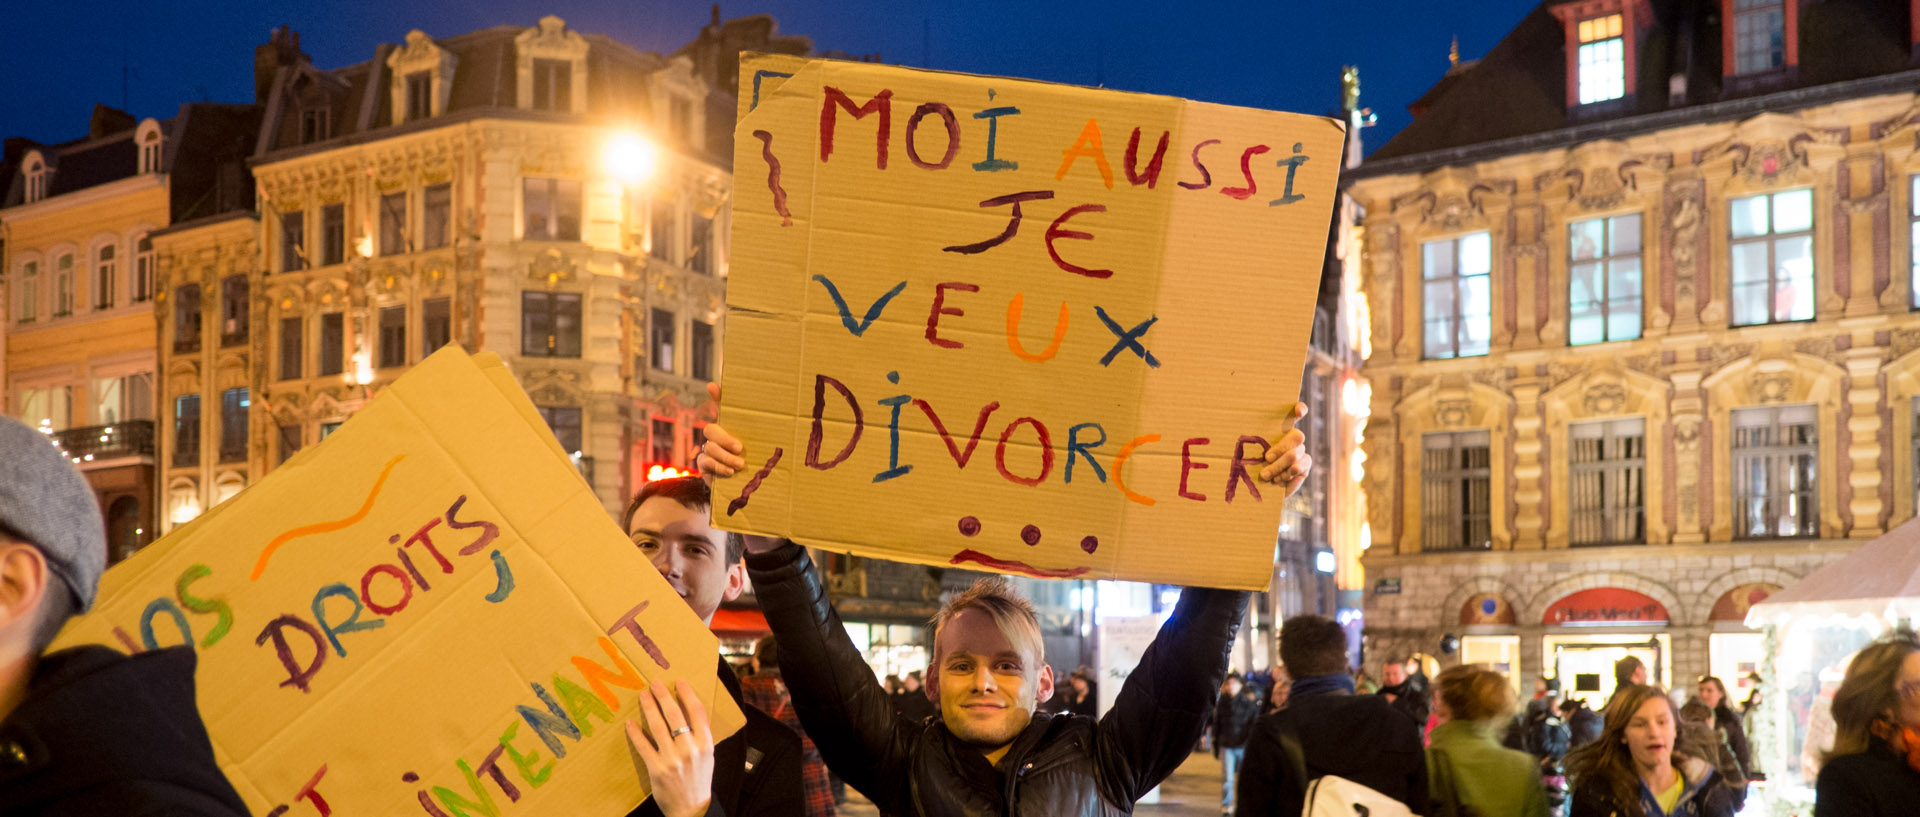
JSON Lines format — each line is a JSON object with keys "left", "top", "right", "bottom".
{"left": 7, "top": 395, "right": 1920, "bottom": 817}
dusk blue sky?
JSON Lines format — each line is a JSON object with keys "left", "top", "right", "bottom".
{"left": 3, "top": 0, "right": 1541, "bottom": 156}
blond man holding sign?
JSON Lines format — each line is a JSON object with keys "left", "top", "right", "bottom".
{"left": 697, "top": 396, "right": 1310, "bottom": 816}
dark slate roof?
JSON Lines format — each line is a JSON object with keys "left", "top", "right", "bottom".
{"left": 255, "top": 22, "right": 684, "bottom": 161}
{"left": 0, "top": 103, "right": 260, "bottom": 221}
{"left": 1361, "top": 0, "right": 1915, "bottom": 173}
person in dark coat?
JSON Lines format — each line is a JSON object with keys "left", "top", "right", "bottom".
{"left": 1061, "top": 669, "right": 1101, "bottom": 717}
{"left": 0, "top": 415, "right": 251, "bottom": 816}
{"left": 622, "top": 477, "right": 803, "bottom": 817}
{"left": 1563, "top": 697, "right": 1604, "bottom": 749}
{"left": 1378, "top": 658, "right": 1433, "bottom": 731}
{"left": 1565, "top": 684, "right": 1739, "bottom": 817}
{"left": 1692, "top": 676, "right": 1753, "bottom": 777}
{"left": 1235, "top": 616, "right": 1430, "bottom": 817}
{"left": 1814, "top": 634, "right": 1920, "bottom": 817}
{"left": 698, "top": 404, "right": 1314, "bottom": 816}
{"left": 893, "top": 670, "right": 939, "bottom": 725}
{"left": 1214, "top": 672, "right": 1262, "bottom": 815}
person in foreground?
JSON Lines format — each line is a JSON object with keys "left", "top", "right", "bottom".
{"left": 1565, "top": 684, "right": 1738, "bottom": 817}
{"left": 699, "top": 389, "right": 1313, "bottom": 815}
{"left": 1426, "top": 665, "right": 1549, "bottom": 817}
{"left": 620, "top": 476, "right": 803, "bottom": 817}
{"left": 1234, "top": 615, "right": 1429, "bottom": 817}
{"left": 0, "top": 415, "right": 250, "bottom": 815}
{"left": 1813, "top": 633, "right": 1920, "bottom": 817}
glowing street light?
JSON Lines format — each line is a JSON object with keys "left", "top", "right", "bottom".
{"left": 604, "top": 133, "right": 659, "bottom": 185}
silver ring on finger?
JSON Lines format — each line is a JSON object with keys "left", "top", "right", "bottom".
{"left": 669, "top": 726, "right": 692, "bottom": 738}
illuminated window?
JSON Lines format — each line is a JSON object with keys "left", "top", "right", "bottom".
{"left": 1422, "top": 232, "right": 1492, "bottom": 359}
{"left": 94, "top": 243, "right": 117, "bottom": 310}
{"left": 1729, "top": 190, "right": 1814, "bottom": 326}
{"left": 1577, "top": 14, "right": 1626, "bottom": 104}
{"left": 1568, "top": 214, "right": 1642, "bottom": 344}
{"left": 1733, "top": 0, "right": 1787, "bottom": 74}
{"left": 1570, "top": 418, "right": 1645, "bottom": 545}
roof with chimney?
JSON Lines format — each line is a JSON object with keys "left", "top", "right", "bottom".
{"left": 1, "top": 102, "right": 261, "bottom": 223}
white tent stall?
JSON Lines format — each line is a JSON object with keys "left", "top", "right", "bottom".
{"left": 1741, "top": 519, "right": 1920, "bottom": 815}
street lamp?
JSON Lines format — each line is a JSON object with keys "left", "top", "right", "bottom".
{"left": 604, "top": 132, "right": 659, "bottom": 186}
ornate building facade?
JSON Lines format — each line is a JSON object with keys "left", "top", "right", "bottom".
{"left": 1348, "top": 0, "right": 1920, "bottom": 703}
{"left": 149, "top": 17, "right": 756, "bottom": 532}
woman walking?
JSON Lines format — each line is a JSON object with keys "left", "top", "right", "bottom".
{"left": 1814, "top": 634, "right": 1920, "bottom": 817}
{"left": 1565, "top": 684, "right": 1739, "bottom": 817}
{"left": 1426, "top": 665, "right": 1549, "bottom": 817}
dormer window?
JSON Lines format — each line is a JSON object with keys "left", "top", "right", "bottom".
{"left": 301, "top": 108, "right": 331, "bottom": 144}
{"left": 515, "top": 16, "right": 588, "bottom": 115}
{"left": 1551, "top": 0, "right": 1640, "bottom": 110}
{"left": 405, "top": 72, "right": 432, "bottom": 122}
{"left": 1730, "top": 0, "right": 1790, "bottom": 74}
{"left": 24, "top": 154, "right": 48, "bottom": 203}
{"left": 387, "top": 30, "right": 457, "bottom": 125}
{"left": 532, "top": 59, "right": 572, "bottom": 112}
{"left": 1576, "top": 14, "right": 1626, "bottom": 104}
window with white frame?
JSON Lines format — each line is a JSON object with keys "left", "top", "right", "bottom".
{"left": 94, "top": 243, "right": 117, "bottom": 310}
{"left": 53, "top": 254, "right": 74, "bottom": 317}
{"left": 24, "top": 156, "right": 47, "bottom": 203}
{"left": 1733, "top": 0, "right": 1787, "bottom": 74}
{"left": 422, "top": 183, "right": 451, "bottom": 250}
{"left": 17, "top": 260, "right": 38, "bottom": 324}
{"left": 1910, "top": 175, "right": 1919, "bottom": 309}
{"left": 1421, "top": 430, "right": 1493, "bottom": 551}
{"left": 1569, "top": 417, "right": 1645, "bottom": 545}
{"left": 1576, "top": 14, "right": 1626, "bottom": 104}
{"left": 321, "top": 204, "right": 345, "bottom": 266}
{"left": 133, "top": 235, "right": 154, "bottom": 302}
{"left": 93, "top": 372, "right": 153, "bottom": 424}
{"left": 281, "top": 212, "right": 306, "bottom": 272}
{"left": 1733, "top": 404, "right": 1817, "bottom": 539}
{"left": 531, "top": 59, "right": 572, "bottom": 112}
{"left": 651, "top": 308, "right": 676, "bottom": 372}
{"left": 174, "top": 394, "right": 201, "bottom": 467}
{"left": 1422, "top": 232, "right": 1493, "bottom": 359}
{"left": 1730, "top": 189, "right": 1814, "bottom": 326}
{"left": 1569, "top": 213, "right": 1642, "bottom": 344}
{"left": 405, "top": 71, "right": 433, "bottom": 122}
{"left": 20, "top": 386, "right": 72, "bottom": 431}
{"left": 139, "top": 131, "right": 162, "bottom": 174}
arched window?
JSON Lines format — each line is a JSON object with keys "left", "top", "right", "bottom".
{"left": 95, "top": 242, "right": 118, "bottom": 310}
{"left": 24, "top": 154, "right": 47, "bottom": 203}
{"left": 132, "top": 234, "right": 155, "bottom": 302}
{"left": 136, "top": 121, "right": 165, "bottom": 174}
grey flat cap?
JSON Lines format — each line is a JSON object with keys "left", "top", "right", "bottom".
{"left": 0, "top": 416, "right": 105, "bottom": 610}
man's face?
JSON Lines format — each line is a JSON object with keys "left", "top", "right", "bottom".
{"left": 1226, "top": 677, "right": 1244, "bottom": 697}
{"left": 1631, "top": 664, "right": 1649, "bottom": 685}
{"left": 903, "top": 674, "right": 921, "bottom": 693}
{"left": 1384, "top": 663, "right": 1407, "bottom": 686}
{"left": 627, "top": 497, "right": 743, "bottom": 624}
{"left": 930, "top": 607, "right": 1052, "bottom": 755}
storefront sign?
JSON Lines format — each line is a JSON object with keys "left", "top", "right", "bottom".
{"left": 714, "top": 54, "right": 1346, "bottom": 590}
{"left": 1543, "top": 587, "right": 1670, "bottom": 625}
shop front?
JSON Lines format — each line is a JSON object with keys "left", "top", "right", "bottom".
{"left": 1458, "top": 591, "right": 1522, "bottom": 696}
{"left": 1704, "top": 582, "right": 1779, "bottom": 707}
{"left": 1541, "top": 587, "right": 1672, "bottom": 710}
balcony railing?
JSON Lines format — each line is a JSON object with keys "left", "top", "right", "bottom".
{"left": 52, "top": 420, "right": 156, "bottom": 462}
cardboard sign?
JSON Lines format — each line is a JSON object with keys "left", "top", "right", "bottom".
{"left": 53, "top": 348, "right": 744, "bottom": 816}
{"left": 716, "top": 54, "right": 1344, "bottom": 590}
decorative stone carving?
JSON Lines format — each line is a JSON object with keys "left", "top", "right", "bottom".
{"left": 1751, "top": 371, "right": 1795, "bottom": 403}
{"left": 1583, "top": 383, "right": 1628, "bottom": 415}
{"left": 1434, "top": 398, "right": 1471, "bottom": 428}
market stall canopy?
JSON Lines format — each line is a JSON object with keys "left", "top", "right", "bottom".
{"left": 1746, "top": 517, "right": 1920, "bottom": 628}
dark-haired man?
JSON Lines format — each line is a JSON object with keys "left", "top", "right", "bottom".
{"left": 1235, "top": 615, "right": 1429, "bottom": 817}
{"left": 622, "top": 476, "right": 803, "bottom": 817}
{"left": 0, "top": 415, "right": 250, "bottom": 814}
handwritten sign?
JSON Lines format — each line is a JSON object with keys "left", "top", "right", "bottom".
{"left": 53, "top": 348, "right": 744, "bottom": 816}
{"left": 715, "top": 54, "right": 1344, "bottom": 590}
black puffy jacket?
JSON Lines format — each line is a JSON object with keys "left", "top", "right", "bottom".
{"left": 746, "top": 542, "right": 1248, "bottom": 816}
{"left": 0, "top": 646, "right": 250, "bottom": 817}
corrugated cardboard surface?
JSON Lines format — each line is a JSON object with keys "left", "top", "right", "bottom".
{"left": 717, "top": 55, "right": 1344, "bottom": 590}
{"left": 54, "top": 348, "right": 744, "bottom": 815}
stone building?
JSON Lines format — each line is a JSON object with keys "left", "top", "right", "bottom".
{"left": 1345, "top": 0, "right": 1920, "bottom": 704}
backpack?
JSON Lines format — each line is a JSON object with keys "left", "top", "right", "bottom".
{"left": 1524, "top": 707, "right": 1570, "bottom": 762}
{"left": 1274, "top": 718, "right": 1417, "bottom": 817}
